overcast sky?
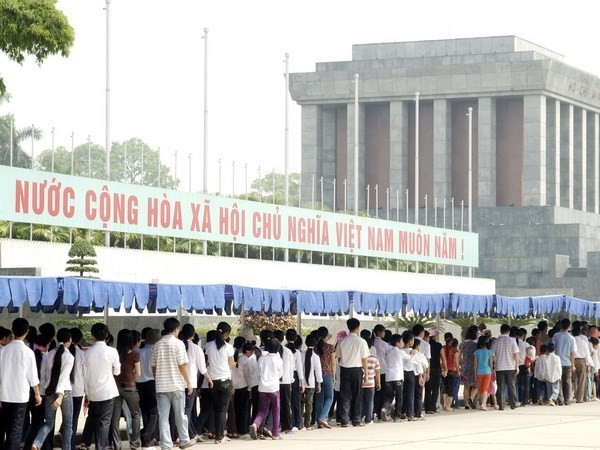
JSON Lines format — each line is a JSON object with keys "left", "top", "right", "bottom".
{"left": 1, "top": 0, "right": 598, "bottom": 194}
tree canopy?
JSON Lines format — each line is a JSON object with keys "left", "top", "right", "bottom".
{"left": 0, "top": 0, "right": 75, "bottom": 95}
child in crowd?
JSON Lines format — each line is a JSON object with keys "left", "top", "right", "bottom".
{"left": 534, "top": 344, "right": 548, "bottom": 404}
{"left": 473, "top": 336, "right": 493, "bottom": 411}
{"left": 401, "top": 331, "right": 417, "bottom": 421}
{"left": 589, "top": 337, "right": 599, "bottom": 401}
{"left": 361, "top": 338, "right": 380, "bottom": 424}
{"left": 381, "top": 334, "right": 416, "bottom": 422}
{"left": 544, "top": 342, "right": 562, "bottom": 406}
{"left": 300, "top": 334, "right": 322, "bottom": 430}
{"left": 412, "top": 339, "right": 429, "bottom": 419}
{"left": 231, "top": 337, "right": 250, "bottom": 437}
{"left": 249, "top": 335, "right": 283, "bottom": 440}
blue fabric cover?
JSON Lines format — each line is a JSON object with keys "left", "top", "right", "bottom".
{"left": 203, "top": 285, "right": 225, "bottom": 310}
{"left": 63, "top": 278, "right": 79, "bottom": 306}
{"left": 41, "top": 278, "right": 58, "bottom": 306}
{"left": 157, "top": 284, "right": 182, "bottom": 311}
{"left": 8, "top": 278, "right": 27, "bottom": 307}
{"left": 24, "top": 278, "right": 42, "bottom": 307}
{"left": 0, "top": 278, "right": 11, "bottom": 307}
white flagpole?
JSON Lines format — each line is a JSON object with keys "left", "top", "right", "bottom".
{"left": 232, "top": 161, "right": 236, "bottom": 257}
{"left": 245, "top": 163, "right": 248, "bottom": 259}
{"left": 414, "top": 91, "right": 420, "bottom": 274}
{"left": 9, "top": 118, "right": 13, "bottom": 238}
{"left": 259, "top": 165, "right": 262, "bottom": 260}
{"left": 30, "top": 124, "right": 34, "bottom": 241}
{"left": 467, "top": 106, "right": 473, "bottom": 277}
{"left": 51, "top": 127, "right": 55, "bottom": 173}
{"left": 354, "top": 73, "right": 359, "bottom": 271}
{"left": 460, "top": 200, "right": 464, "bottom": 276}
{"left": 188, "top": 153, "right": 192, "bottom": 254}
{"left": 272, "top": 169, "right": 275, "bottom": 261}
{"left": 104, "top": 0, "right": 111, "bottom": 250}
{"left": 396, "top": 189, "right": 399, "bottom": 222}
{"left": 157, "top": 147, "right": 161, "bottom": 188}
{"left": 202, "top": 27, "right": 209, "bottom": 256}
{"left": 284, "top": 53, "right": 290, "bottom": 263}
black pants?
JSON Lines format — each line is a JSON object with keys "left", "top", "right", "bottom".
{"left": 496, "top": 370, "right": 517, "bottom": 409}
{"left": 210, "top": 380, "right": 232, "bottom": 441}
{"left": 0, "top": 402, "right": 27, "bottom": 450}
{"left": 374, "top": 373, "right": 386, "bottom": 417}
{"left": 137, "top": 381, "right": 158, "bottom": 447}
{"left": 71, "top": 396, "right": 84, "bottom": 450}
{"left": 234, "top": 388, "right": 249, "bottom": 434}
{"left": 184, "top": 390, "right": 198, "bottom": 439}
{"left": 279, "top": 384, "right": 292, "bottom": 431}
{"left": 424, "top": 370, "right": 441, "bottom": 412}
{"left": 196, "top": 388, "right": 213, "bottom": 434}
{"left": 88, "top": 398, "right": 115, "bottom": 450}
{"left": 291, "top": 373, "right": 302, "bottom": 429}
{"left": 414, "top": 378, "right": 424, "bottom": 417}
{"left": 381, "top": 380, "right": 404, "bottom": 419}
{"left": 250, "top": 386, "right": 259, "bottom": 422}
{"left": 339, "top": 367, "right": 363, "bottom": 426}
{"left": 402, "top": 371, "right": 416, "bottom": 418}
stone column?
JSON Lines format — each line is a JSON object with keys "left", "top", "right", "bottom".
{"left": 560, "top": 103, "right": 574, "bottom": 209}
{"left": 433, "top": 99, "right": 452, "bottom": 201}
{"left": 589, "top": 112, "right": 600, "bottom": 214}
{"left": 390, "top": 101, "right": 409, "bottom": 216}
{"left": 523, "top": 95, "right": 547, "bottom": 206}
{"left": 478, "top": 97, "right": 496, "bottom": 206}
{"left": 545, "top": 99, "right": 560, "bottom": 206}
{"left": 573, "top": 108, "right": 587, "bottom": 211}
{"left": 321, "top": 107, "right": 336, "bottom": 209}
{"left": 300, "top": 105, "right": 322, "bottom": 205}
{"left": 347, "top": 101, "right": 365, "bottom": 211}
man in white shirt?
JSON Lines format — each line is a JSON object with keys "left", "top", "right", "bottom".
{"left": 150, "top": 318, "right": 195, "bottom": 450}
{"left": 136, "top": 329, "right": 160, "bottom": 450}
{"left": 83, "top": 323, "right": 121, "bottom": 450}
{"left": 335, "top": 318, "right": 370, "bottom": 427}
{"left": 491, "top": 324, "right": 519, "bottom": 410}
{"left": 0, "top": 318, "right": 42, "bottom": 450}
{"left": 274, "top": 330, "right": 295, "bottom": 432}
{"left": 572, "top": 323, "right": 592, "bottom": 403}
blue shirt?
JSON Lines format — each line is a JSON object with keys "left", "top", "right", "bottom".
{"left": 474, "top": 349, "right": 492, "bottom": 375}
{"left": 551, "top": 331, "right": 576, "bottom": 367}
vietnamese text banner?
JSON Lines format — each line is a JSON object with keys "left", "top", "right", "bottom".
{"left": 0, "top": 166, "right": 479, "bottom": 267}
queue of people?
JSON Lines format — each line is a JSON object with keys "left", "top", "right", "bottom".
{"left": 0, "top": 316, "right": 598, "bottom": 450}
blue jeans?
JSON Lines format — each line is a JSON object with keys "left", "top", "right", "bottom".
{"left": 33, "top": 392, "right": 73, "bottom": 450}
{"left": 535, "top": 379, "right": 548, "bottom": 401}
{"left": 156, "top": 391, "right": 190, "bottom": 450}
{"left": 314, "top": 375, "right": 334, "bottom": 422}
{"left": 361, "top": 387, "right": 374, "bottom": 422}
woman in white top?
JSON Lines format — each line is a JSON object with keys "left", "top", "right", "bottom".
{"left": 205, "top": 322, "right": 235, "bottom": 444}
{"left": 232, "top": 339, "right": 253, "bottom": 437}
{"left": 301, "top": 334, "right": 322, "bottom": 430}
{"left": 32, "top": 328, "right": 75, "bottom": 450}
{"left": 180, "top": 324, "right": 211, "bottom": 440}
{"left": 67, "top": 328, "right": 85, "bottom": 450}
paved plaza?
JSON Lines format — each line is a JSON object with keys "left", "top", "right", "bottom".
{"left": 186, "top": 401, "right": 600, "bottom": 449}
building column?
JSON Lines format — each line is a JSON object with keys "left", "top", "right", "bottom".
{"left": 545, "top": 99, "right": 560, "bottom": 206}
{"left": 321, "top": 107, "right": 336, "bottom": 209}
{"left": 433, "top": 99, "right": 452, "bottom": 201}
{"left": 573, "top": 108, "right": 587, "bottom": 211}
{"left": 300, "top": 105, "right": 322, "bottom": 205}
{"left": 588, "top": 112, "right": 600, "bottom": 213}
{"left": 478, "top": 97, "right": 496, "bottom": 206}
{"left": 389, "top": 100, "right": 408, "bottom": 216}
{"left": 347, "top": 101, "right": 365, "bottom": 211}
{"left": 523, "top": 95, "right": 547, "bottom": 206}
{"left": 560, "top": 103, "right": 574, "bottom": 209}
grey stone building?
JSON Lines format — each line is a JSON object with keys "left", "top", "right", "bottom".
{"left": 289, "top": 36, "right": 600, "bottom": 300}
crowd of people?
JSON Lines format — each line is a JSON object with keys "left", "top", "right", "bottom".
{"left": 0, "top": 316, "right": 598, "bottom": 450}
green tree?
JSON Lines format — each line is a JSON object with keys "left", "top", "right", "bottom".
{"left": 0, "top": 0, "right": 75, "bottom": 95}
{"left": 65, "top": 238, "right": 99, "bottom": 277}
{"left": 0, "top": 113, "right": 40, "bottom": 168}
{"left": 250, "top": 172, "right": 299, "bottom": 205}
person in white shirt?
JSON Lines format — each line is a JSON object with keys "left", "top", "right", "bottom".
{"left": 0, "top": 318, "right": 42, "bottom": 450}
{"left": 67, "top": 327, "right": 86, "bottom": 450}
{"left": 33, "top": 328, "right": 75, "bottom": 450}
{"left": 285, "top": 329, "right": 305, "bottom": 431}
{"left": 572, "top": 324, "right": 591, "bottom": 403}
{"left": 371, "top": 325, "right": 390, "bottom": 419}
{"left": 411, "top": 339, "right": 430, "bottom": 419}
{"left": 82, "top": 323, "right": 121, "bottom": 450}
{"left": 380, "top": 334, "right": 417, "bottom": 422}
{"left": 232, "top": 340, "right": 253, "bottom": 437}
{"left": 301, "top": 334, "right": 323, "bottom": 430}
{"left": 136, "top": 328, "right": 160, "bottom": 450}
{"left": 274, "top": 330, "right": 295, "bottom": 433}
{"left": 534, "top": 344, "right": 548, "bottom": 404}
{"left": 335, "top": 318, "right": 370, "bottom": 427}
{"left": 545, "top": 343, "right": 563, "bottom": 406}
{"left": 491, "top": 324, "right": 519, "bottom": 410}
{"left": 205, "top": 321, "right": 234, "bottom": 445}
{"left": 248, "top": 335, "right": 284, "bottom": 440}
{"left": 180, "top": 324, "right": 211, "bottom": 441}
{"left": 150, "top": 318, "right": 196, "bottom": 450}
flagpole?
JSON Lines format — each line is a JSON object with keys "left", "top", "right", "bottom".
{"left": 354, "top": 73, "right": 359, "bottom": 270}
{"left": 202, "top": 28, "right": 209, "bottom": 256}
{"left": 284, "top": 52, "right": 290, "bottom": 263}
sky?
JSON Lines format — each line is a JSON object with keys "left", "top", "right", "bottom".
{"left": 1, "top": 0, "right": 599, "bottom": 195}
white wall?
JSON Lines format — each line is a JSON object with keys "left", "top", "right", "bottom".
{"left": 0, "top": 239, "right": 495, "bottom": 295}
